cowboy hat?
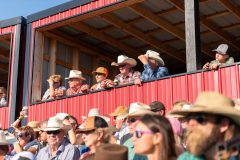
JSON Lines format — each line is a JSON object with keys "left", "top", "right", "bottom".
{"left": 109, "top": 106, "right": 128, "bottom": 117}
{"left": 65, "top": 70, "right": 86, "bottom": 81}
{"left": 77, "top": 116, "right": 108, "bottom": 132}
{"left": 145, "top": 50, "right": 165, "bottom": 66}
{"left": 94, "top": 144, "right": 128, "bottom": 160}
{"left": 127, "top": 102, "right": 156, "bottom": 118}
{"left": 92, "top": 67, "right": 108, "bottom": 76}
{"left": 86, "top": 108, "right": 110, "bottom": 122}
{"left": 212, "top": 44, "right": 228, "bottom": 55}
{"left": 55, "top": 113, "right": 69, "bottom": 121}
{"left": 27, "top": 121, "right": 41, "bottom": 132}
{"left": 169, "top": 92, "right": 240, "bottom": 127}
{"left": 42, "top": 117, "right": 72, "bottom": 131}
{"left": 111, "top": 55, "right": 137, "bottom": 67}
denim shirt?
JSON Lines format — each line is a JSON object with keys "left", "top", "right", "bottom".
{"left": 141, "top": 64, "right": 169, "bottom": 81}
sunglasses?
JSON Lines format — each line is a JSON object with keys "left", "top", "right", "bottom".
{"left": 127, "top": 117, "right": 138, "bottom": 123}
{"left": 186, "top": 114, "right": 207, "bottom": 124}
{"left": 119, "top": 64, "right": 127, "bottom": 68}
{"left": 46, "top": 130, "right": 61, "bottom": 135}
{"left": 17, "top": 133, "right": 27, "bottom": 139}
{"left": 134, "top": 130, "right": 153, "bottom": 138}
{"left": 96, "top": 73, "right": 105, "bottom": 76}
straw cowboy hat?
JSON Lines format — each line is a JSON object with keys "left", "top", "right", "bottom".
{"left": 169, "top": 92, "right": 240, "bottom": 127}
{"left": 65, "top": 70, "right": 86, "bottom": 81}
{"left": 77, "top": 116, "right": 108, "bottom": 132}
{"left": 86, "top": 108, "right": 110, "bottom": 122}
{"left": 111, "top": 55, "right": 137, "bottom": 67}
{"left": 109, "top": 106, "right": 128, "bottom": 117}
{"left": 42, "top": 117, "right": 72, "bottom": 131}
{"left": 127, "top": 102, "right": 156, "bottom": 118}
{"left": 27, "top": 121, "right": 41, "bottom": 132}
{"left": 0, "top": 130, "right": 8, "bottom": 145}
{"left": 94, "top": 144, "right": 128, "bottom": 160}
{"left": 145, "top": 50, "right": 165, "bottom": 66}
{"left": 92, "top": 67, "right": 109, "bottom": 76}
{"left": 213, "top": 44, "right": 228, "bottom": 55}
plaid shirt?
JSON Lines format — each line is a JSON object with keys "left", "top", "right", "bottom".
{"left": 90, "top": 79, "right": 115, "bottom": 91}
{"left": 141, "top": 64, "right": 169, "bottom": 81}
{"left": 114, "top": 70, "right": 141, "bottom": 85}
{"left": 66, "top": 84, "right": 89, "bottom": 96}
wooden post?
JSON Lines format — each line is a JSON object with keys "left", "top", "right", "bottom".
{"left": 185, "top": 0, "right": 201, "bottom": 71}
{"left": 49, "top": 39, "right": 57, "bottom": 75}
{"left": 32, "top": 31, "right": 44, "bottom": 102}
{"left": 72, "top": 48, "right": 79, "bottom": 70}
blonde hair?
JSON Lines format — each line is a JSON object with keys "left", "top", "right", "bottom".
{"left": 0, "top": 87, "right": 6, "bottom": 94}
{"left": 49, "top": 74, "right": 62, "bottom": 85}
{"left": 95, "top": 128, "right": 111, "bottom": 144}
{"left": 172, "top": 100, "right": 190, "bottom": 111}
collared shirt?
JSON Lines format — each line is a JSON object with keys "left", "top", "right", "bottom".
{"left": 36, "top": 139, "right": 80, "bottom": 160}
{"left": 66, "top": 84, "right": 89, "bottom": 96}
{"left": 42, "top": 86, "right": 66, "bottom": 100}
{"left": 141, "top": 64, "right": 169, "bottom": 81}
{"left": 114, "top": 70, "right": 141, "bottom": 86}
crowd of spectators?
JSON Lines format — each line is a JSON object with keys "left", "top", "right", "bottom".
{"left": 0, "top": 91, "right": 240, "bottom": 160}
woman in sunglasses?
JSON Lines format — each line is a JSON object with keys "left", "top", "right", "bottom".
{"left": 11, "top": 126, "right": 39, "bottom": 157}
{"left": 133, "top": 114, "right": 177, "bottom": 160}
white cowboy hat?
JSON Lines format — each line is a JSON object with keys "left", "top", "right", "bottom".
{"left": 65, "top": 70, "right": 86, "bottom": 81}
{"left": 0, "top": 130, "right": 8, "bottom": 145}
{"left": 42, "top": 117, "right": 71, "bottom": 131}
{"left": 169, "top": 92, "right": 240, "bottom": 127}
{"left": 212, "top": 44, "right": 228, "bottom": 55}
{"left": 55, "top": 113, "right": 69, "bottom": 121}
{"left": 111, "top": 55, "right": 137, "bottom": 67}
{"left": 145, "top": 50, "right": 165, "bottom": 66}
{"left": 84, "top": 108, "right": 110, "bottom": 122}
{"left": 127, "top": 102, "right": 156, "bottom": 118}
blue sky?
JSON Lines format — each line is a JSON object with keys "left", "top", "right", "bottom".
{"left": 0, "top": 0, "right": 71, "bottom": 20}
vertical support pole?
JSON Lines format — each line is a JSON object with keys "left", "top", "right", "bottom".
{"left": 72, "top": 48, "right": 79, "bottom": 70}
{"left": 185, "top": 0, "right": 201, "bottom": 71}
{"left": 49, "top": 39, "right": 56, "bottom": 75}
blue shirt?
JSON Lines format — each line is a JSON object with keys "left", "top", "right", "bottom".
{"left": 36, "top": 139, "right": 80, "bottom": 160}
{"left": 141, "top": 64, "right": 169, "bottom": 81}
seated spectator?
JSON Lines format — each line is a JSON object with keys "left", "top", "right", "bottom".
{"left": 65, "top": 70, "right": 90, "bottom": 96}
{"left": 42, "top": 74, "right": 66, "bottom": 101}
{"left": 149, "top": 101, "right": 165, "bottom": 116}
{"left": 90, "top": 67, "right": 114, "bottom": 91}
{"left": 0, "top": 87, "right": 7, "bottom": 106}
{"left": 133, "top": 115, "right": 177, "bottom": 160}
{"left": 0, "top": 130, "right": 9, "bottom": 160}
{"left": 111, "top": 55, "right": 141, "bottom": 86}
{"left": 36, "top": 117, "right": 80, "bottom": 160}
{"left": 169, "top": 92, "right": 240, "bottom": 160}
{"left": 77, "top": 116, "right": 111, "bottom": 160}
{"left": 136, "top": 50, "right": 169, "bottom": 85}
{"left": 203, "top": 44, "right": 234, "bottom": 70}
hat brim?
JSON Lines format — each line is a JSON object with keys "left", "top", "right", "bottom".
{"left": 111, "top": 58, "right": 137, "bottom": 67}
{"left": 212, "top": 49, "right": 227, "bottom": 55}
{"left": 76, "top": 128, "right": 95, "bottom": 133}
{"left": 127, "top": 110, "right": 156, "bottom": 118}
{"left": 169, "top": 104, "right": 240, "bottom": 126}
{"left": 65, "top": 77, "right": 86, "bottom": 81}
{"left": 42, "top": 125, "right": 72, "bottom": 132}
{"left": 92, "top": 71, "right": 107, "bottom": 75}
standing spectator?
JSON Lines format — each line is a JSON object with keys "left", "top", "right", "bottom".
{"left": 149, "top": 101, "right": 165, "bottom": 116}
{"left": 77, "top": 116, "right": 111, "bottom": 160}
{"left": 111, "top": 55, "right": 141, "bottom": 86}
{"left": 65, "top": 70, "right": 90, "bottom": 96}
{"left": 133, "top": 115, "right": 177, "bottom": 160}
{"left": 42, "top": 75, "right": 66, "bottom": 101}
{"left": 136, "top": 50, "right": 169, "bottom": 85}
{"left": 169, "top": 92, "right": 240, "bottom": 160}
{"left": 203, "top": 44, "right": 234, "bottom": 70}
{"left": 0, "top": 87, "right": 7, "bottom": 106}
{"left": 36, "top": 117, "right": 80, "bottom": 160}
{"left": 90, "top": 67, "right": 114, "bottom": 91}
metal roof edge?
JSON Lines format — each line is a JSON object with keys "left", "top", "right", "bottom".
{"left": 27, "top": 0, "right": 94, "bottom": 23}
{"left": 0, "top": 16, "right": 26, "bottom": 28}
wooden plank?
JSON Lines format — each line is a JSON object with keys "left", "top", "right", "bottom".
{"left": 0, "top": 63, "right": 8, "bottom": 72}
{"left": 185, "top": 0, "right": 201, "bottom": 71}
{"left": 72, "top": 48, "right": 79, "bottom": 70}
{"left": 32, "top": 31, "right": 44, "bottom": 102}
{"left": 49, "top": 39, "right": 57, "bottom": 75}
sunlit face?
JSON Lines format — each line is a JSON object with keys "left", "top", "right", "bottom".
{"left": 95, "top": 73, "right": 107, "bottom": 83}
{"left": 68, "top": 78, "right": 82, "bottom": 88}
{"left": 133, "top": 122, "right": 155, "bottom": 155}
{"left": 126, "top": 116, "right": 140, "bottom": 134}
{"left": 215, "top": 53, "right": 228, "bottom": 63}
{"left": 46, "top": 130, "right": 65, "bottom": 147}
{"left": 81, "top": 130, "right": 100, "bottom": 149}
{"left": 118, "top": 64, "right": 131, "bottom": 74}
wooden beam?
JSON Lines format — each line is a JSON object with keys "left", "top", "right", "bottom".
{"left": 129, "top": 4, "right": 213, "bottom": 57}
{"left": 218, "top": 0, "right": 240, "bottom": 20}
{"left": 38, "top": 0, "right": 144, "bottom": 32}
{"left": 101, "top": 13, "right": 185, "bottom": 62}
{"left": 72, "top": 48, "right": 79, "bottom": 70}
{"left": 0, "top": 48, "right": 9, "bottom": 61}
{"left": 44, "top": 30, "right": 114, "bottom": 62}
{"left": 49, "top": 39, "right": 57, "bottom": 75}
{"left": 0, "top": 74, "right": 8, "bottom": 82}
{"left": 167, "top": 0, "right": 240, "bottom": 50}
{"left": 0, "top": 63, "right": 8, "bottom": 72}
{"left": 70, "top": 22, "right": 138, "bottom": 58}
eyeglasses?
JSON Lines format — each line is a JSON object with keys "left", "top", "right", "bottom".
{"left": 134, "top": 130, "right": 154, "bottom": 138}
{"left": 46, "top": 130, "right": 61, "bottom": 135}
{"left": 127, "top": 117, "right": 138, "bottom": 123}
{"left": 186, "top": 114, "right": 207, "bottom": 124}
